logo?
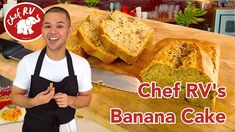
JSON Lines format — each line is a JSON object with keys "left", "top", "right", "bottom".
{"left": 4, "top": 2, "right": 44, "bottom": 42}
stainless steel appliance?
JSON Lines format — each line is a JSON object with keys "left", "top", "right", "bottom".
{"left": 214, "top": 9, "right": 235, "bottom": 36}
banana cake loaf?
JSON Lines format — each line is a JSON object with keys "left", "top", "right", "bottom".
{"left": 140, "top": 38, "right": 220, "bottom": 108}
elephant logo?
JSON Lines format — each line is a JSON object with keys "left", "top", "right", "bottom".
{"left": 16, "top": 14, "right": 41, "bottom": 35}
{"left": 4, "top": 2, "right": 44, "bottom": 42}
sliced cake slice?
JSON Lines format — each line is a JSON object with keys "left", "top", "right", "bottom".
{"left": 66, "top": 20, "right": 87, "bottom": 57}
{"left": 100, "top": 11, "right": 153, "bottom": 64}
{"left": 77, "top": 11, "right": 117, "bottom": 64}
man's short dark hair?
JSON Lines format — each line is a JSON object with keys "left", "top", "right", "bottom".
{"left": 43, "top": 7, "right": 71, "bottom": 26}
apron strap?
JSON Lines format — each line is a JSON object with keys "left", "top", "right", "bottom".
{"left": 65, "top": 50, "right": 75, "bottom": 76}
{"left": 34, "top": 47, "right": 46, "bottom": 76}
{"left": 34, "top": 47, "right": 75, "bottom": 76}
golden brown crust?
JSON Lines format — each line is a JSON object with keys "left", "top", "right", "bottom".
{"left": 197, "top": 40, "right": 220, "bottom": 83}
{"left": 77, "top": 29, "right": 117, "bottom": 64}
{"left": 67, "top": 48, "right": 88, "bottom": 58}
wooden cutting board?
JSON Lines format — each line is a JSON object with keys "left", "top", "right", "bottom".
{"left": 0, "top": 4, "right": 235, "bottom": 132}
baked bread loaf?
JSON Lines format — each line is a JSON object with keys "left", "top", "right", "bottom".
{"left": 100, "top": 11, "right": 153, "bottom": 64}
{"left": 140, "top": 38, "right": 220, "bottom": 108}
{"left": 66, "top": 21, "right": 87, "bottom": 57}
{"left": 77, "top": 11, "right": 117, "bottom": 64}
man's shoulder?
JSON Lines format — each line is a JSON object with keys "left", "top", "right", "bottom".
{"left": 69, "top": 51, "right": 89, "bottom": 66}
{"left": 20, "top": 49, "right": 41, "bottom": 63}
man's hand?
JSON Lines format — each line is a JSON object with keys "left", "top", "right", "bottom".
{"left": 11, "top": 85, "right": 55, "bottom": 108}
{"left": 30, "top": 86, "right": 55, "bottom": 106}
{"left": 53, "top": 92, "right": 71, "bottom": 108}
{"left": 53, "top": 90, "right": 92, "bottom": 109}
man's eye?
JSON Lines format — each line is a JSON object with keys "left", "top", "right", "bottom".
{"left": 44, "top": 25, "right": 50, "bottom": 28}
{"left": 57, "top": 25, "right": 64, "bottom": 28}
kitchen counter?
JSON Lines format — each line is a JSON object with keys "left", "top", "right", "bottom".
{"left": 0, "top": 4, "right": 235, "bottom": 132}
{"left": 0, "top": 117, "right": 111, "bottom": 132}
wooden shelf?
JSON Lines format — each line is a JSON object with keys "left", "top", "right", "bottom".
{"left": 152, "top": 18, "right": 176, "bottom": 23}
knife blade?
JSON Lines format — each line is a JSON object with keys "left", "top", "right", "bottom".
{"left": 91, "top": 67, "right": 139, "bottom": 93}
{"left": 6, "top": 48, "right": 33, "bottom": 61}
{"left": 0, "top": 38, "right": 33, "bottom": 60}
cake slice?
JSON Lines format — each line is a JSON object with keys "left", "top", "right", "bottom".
{"left": 77, "top": 11, "right": 117, "bottom": 64}
{"left": 140, "top": 38, "right": 220, "bottom": 108}
{"left": 66, "top": 21, "right": 87, "bottom": 57}
{"left": 100, "top": 11, "right": 153, "bottom": 64}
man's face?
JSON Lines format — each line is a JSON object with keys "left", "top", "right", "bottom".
{"left": 42, "top": 12, "right": 71, "bottom": 51}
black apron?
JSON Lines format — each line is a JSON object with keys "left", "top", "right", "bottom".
{"left": 22, "top": 48, "right": 79, "bottom": 132}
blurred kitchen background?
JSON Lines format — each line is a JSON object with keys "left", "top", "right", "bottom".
{"left": 0, "top": 0, "right": 234, "bottom": 36}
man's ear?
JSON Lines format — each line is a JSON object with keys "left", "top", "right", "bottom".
{"left": 41, "top": 27, "right": 43, "bottom": 34}
{"left": 68, "top": 26, "right": 71, "bottom": 35}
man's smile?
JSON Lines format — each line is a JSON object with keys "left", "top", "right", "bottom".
{"left": 49, "top": 37, "right": 59, "bottom": 43}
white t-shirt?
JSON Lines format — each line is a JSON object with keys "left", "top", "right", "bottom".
{"left": 13, "top": 49, "right": 92, "bottom": 132}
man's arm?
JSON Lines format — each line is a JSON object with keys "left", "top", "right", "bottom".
{"left": 11, "top": 85, "right": 55, "bottom": 108}
{"left": 53, "top": 90, "right": 92, "bottom": 109}
{"left": 69, "top": 90, "right": 92, "bottom": 109}
{"left": 11, "top": 86, "right": 34, "bottom": 108}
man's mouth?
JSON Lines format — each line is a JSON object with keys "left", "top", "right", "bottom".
{"left": 49, "top": 37, "right": 59, "bottom": 43}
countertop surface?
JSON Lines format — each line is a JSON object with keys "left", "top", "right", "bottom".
{"left": 0, "top": 117, "right": 111, "bottom": 132}
{"left": 0, "top": 4, "right": 235, "bottom": 132}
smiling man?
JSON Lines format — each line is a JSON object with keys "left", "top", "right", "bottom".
{"left": 11, "top": 7, "right": 92, "bottom": 132}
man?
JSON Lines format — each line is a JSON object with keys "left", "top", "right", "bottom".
{"left": 11, "top": 7, "right": 92, "bottom": 132}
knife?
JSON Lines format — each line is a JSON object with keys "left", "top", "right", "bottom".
{"left": 0, "top": 38, "right": 32, "bottom": 61}
{"left": 91, "top": 67, "right": 139, "bottom": 93}
{"left": 0, "top": 38, "right": 140, "bottom": 93}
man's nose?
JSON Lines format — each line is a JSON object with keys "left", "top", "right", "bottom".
{"left": 49, "top": 27, "right": 57, "bottom": 34}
